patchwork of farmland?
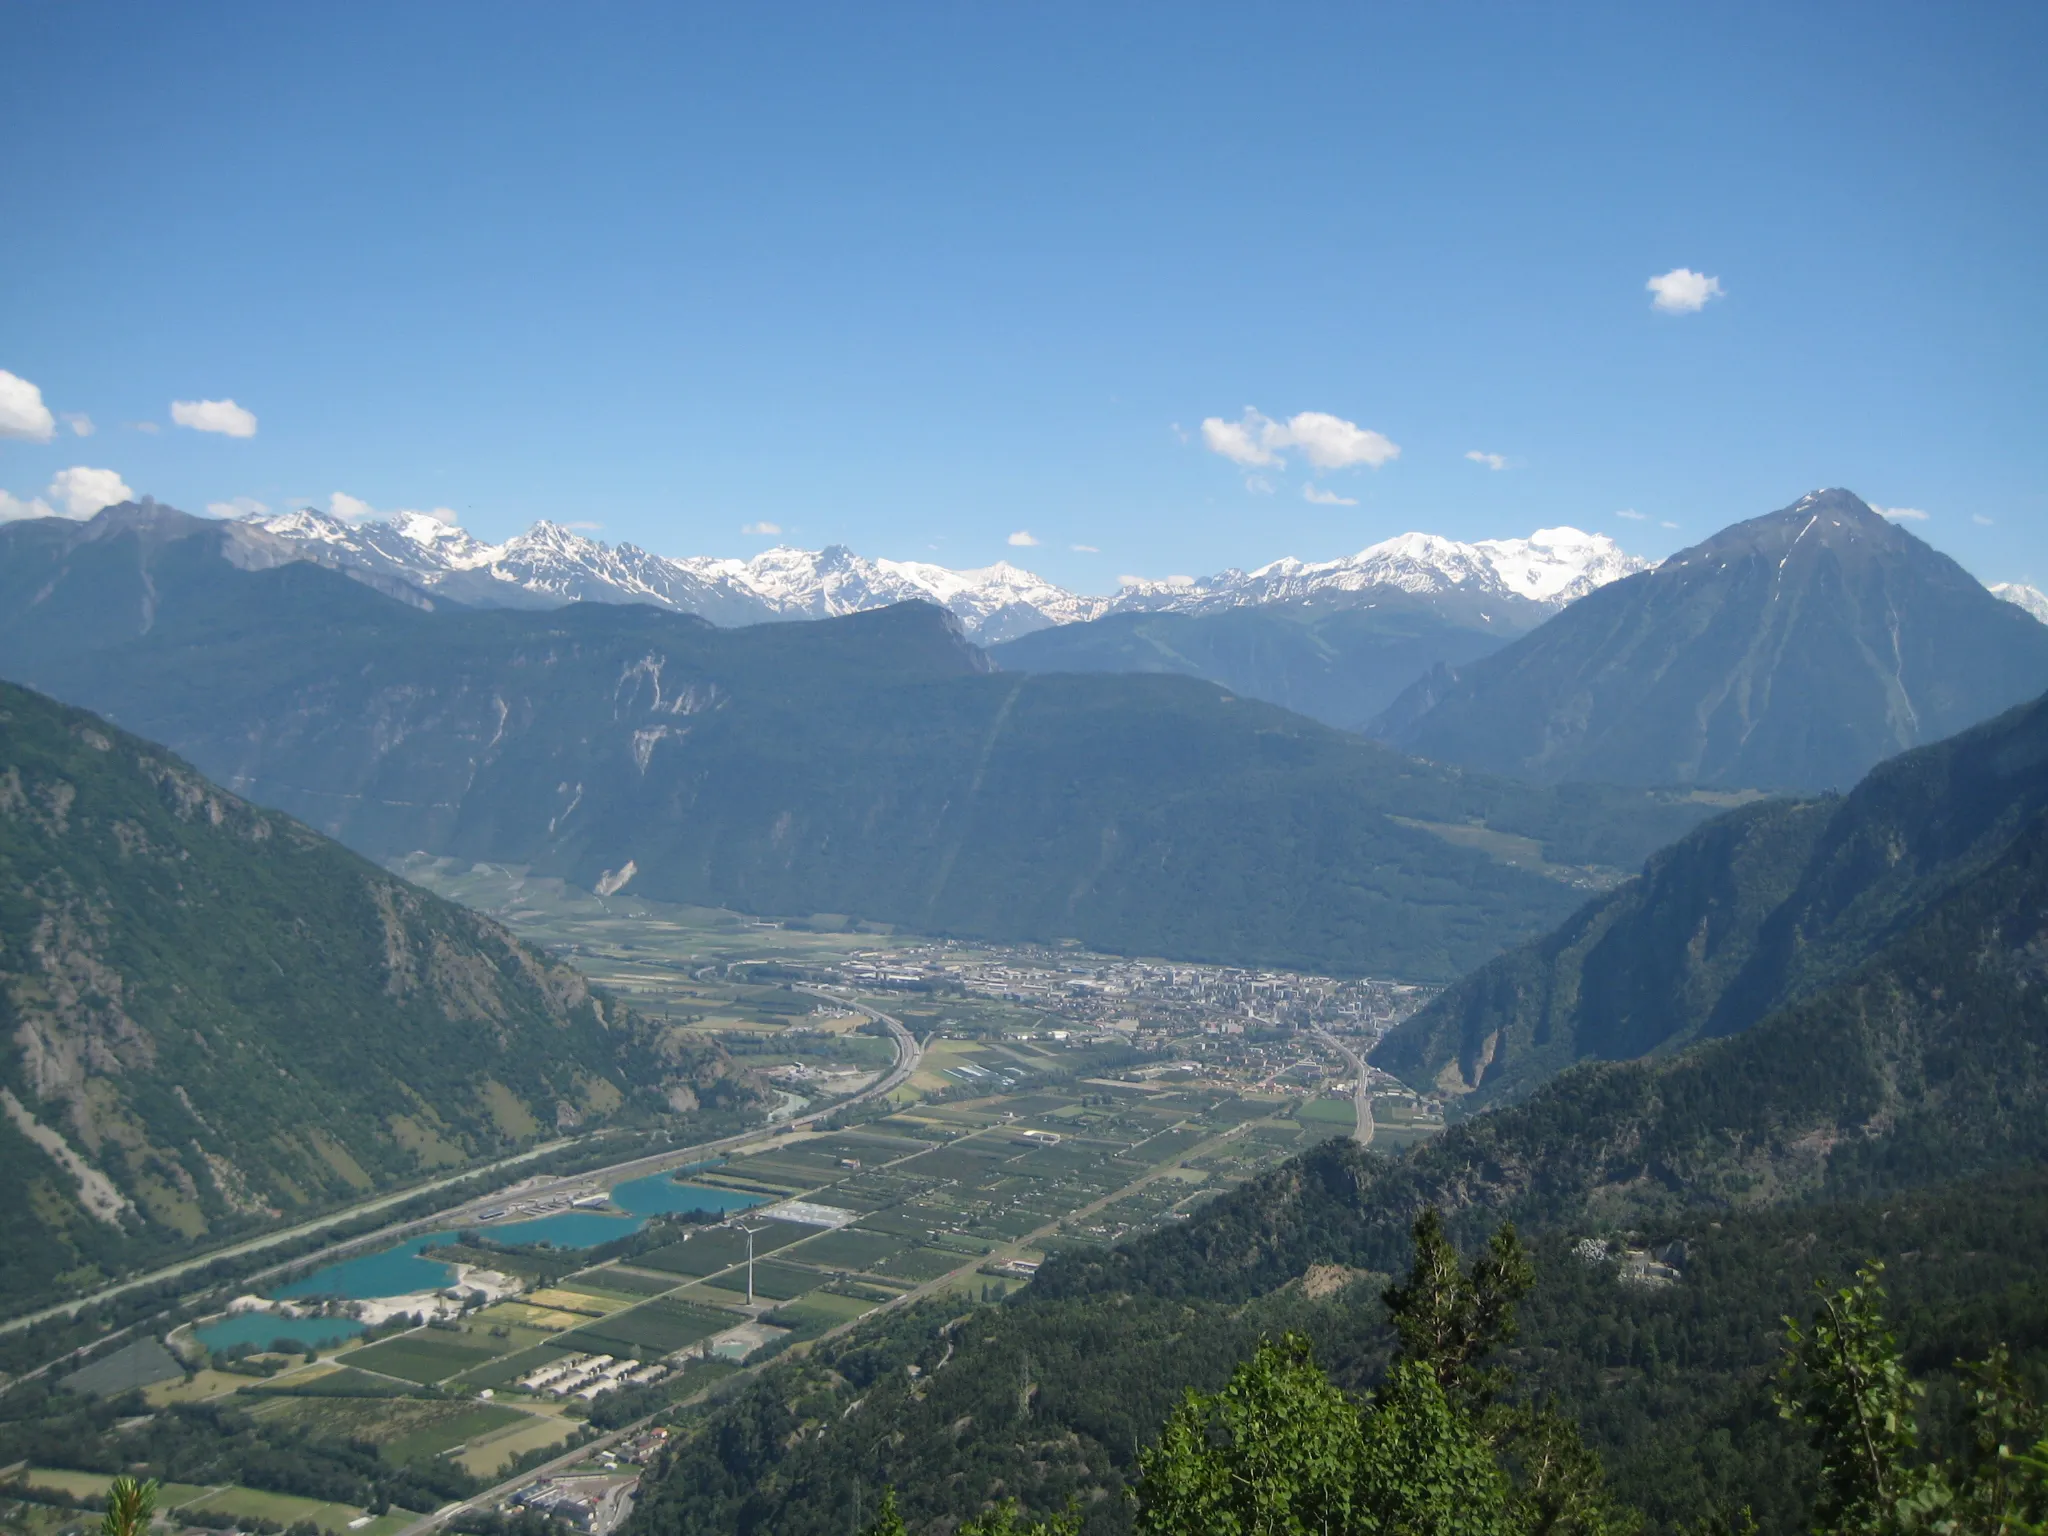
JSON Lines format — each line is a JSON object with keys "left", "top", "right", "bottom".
{"left": 107, "top": 1075, "right": 1321, "bottom": 1531}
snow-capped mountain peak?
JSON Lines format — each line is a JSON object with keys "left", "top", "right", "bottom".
{"left": 234, "top": 508, "right": 1653, "bottom": 641}
{"left": 1106, "top": 525, "right": 1648, "bottom": 618}
{"left": 1991, "top": 582, "right": 2048, "bottom": 625}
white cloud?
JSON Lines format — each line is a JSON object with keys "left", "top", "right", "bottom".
{"left": 60, "top": 412, "right": 94, "bottom": 437}
{"left": 1974, "top": 514, "right": 1995, "bottom": 526}
{"left": 1464, "top": 450, "right": 1507, "bottom": 471}
{"left": 128, "top": 420, "right": 160, "bottom": 434}
{"left": 1245, "top": 475, "right": 1276, "bottom": 496}
{"left": 207, "top": 496, "right": 270, "bottom": 518}
{"left": 741, "top": 520, "right": 782, "bottom": 536}
{"left": 0, "top": 370, "right": 56, "bottom": 441}
{"left": 1007, "top": 530, "right": 1040, "bottom": 547}
{"left": 1201, "top": 411, "right": 1278, "bottom": 467}
{"left": 48, "top": 466, "right": 134, "bottom": 517}
{"left": 330, "top": 491, "right": 376, "bottom": 521}
{"left": 1615, "top": 508, "right": 1648, "bottom": 521}
{"left": 1875, "top": 504, "right": 1930, "bottom": 522}
{"left": 1201, "top": 406, "right": 1399, "bottom": 473}
{"left": 1070, "top": 543, "right": 1099, "bottom": 553}
{"left": 0, "top": 490, "right": 56, "bottom": 521}
{"left": 1661, "top": 521, "right": 1679, "bottom": 529}
{"left": 564, "top": 520, "right": 603, "bottom": 531}
{"left": 1647, "top": 267, "right": 1725, "bottom": 314}
{"left": 1303, "top": 484, "right": 1357, "bottom": 506}
{"left": 171, "top": 397, "right": 258, "bottom": 437}
{"left": 1269, "top": 411, "right": 1400, "bottom": 469}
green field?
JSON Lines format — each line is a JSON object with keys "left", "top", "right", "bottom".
{"left": 876, "top": 1246, "right": 975, "bottom": 1283}
{"left": 738, "top": 1259, "right": 826, "bottom": 1301}
{"left": 343, "top": 1330, "right": 504, "bottom": 1384}
{"left": 635, "top": 1219, "right": 813, "bottom": 1276}
{"left": 576, "top": 1264, "right": 683, "bottom": 1296}
{"left": 1297, "top": 1096, "right": 1358, "bottom": 1129}
{"left": 775, "top": 1291, "right": 878, "bottom": 1327}
{"left": 787, "top": 1226, "right": 905, "bottom": 1270}
{"left": 178, "top": 1486, "right": 369, "bottom": 1534}
{"left": 452, "top": 1342, "right": 577, "bottom": 1390}
{"left": 557, "top": 1296, "right": 733, "bottom": 1356}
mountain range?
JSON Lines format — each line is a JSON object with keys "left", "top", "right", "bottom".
{"left": 633, "top": 670, "right": 2048, "bottom": 1536}
{"left": 236, "top": 505, "right": 1648, "bottom": 642}
{"left": 1372, "top": 676, "right": 2048, "bottom": 1107}
{"left": 0, "top": 503, "right": 1714, "bottom": 983}
{"left": 0, "top": 679, "right": 750, "bottom": 1311}
{"left": 1373, "top": 489, "right": 2048, "bottom": 792}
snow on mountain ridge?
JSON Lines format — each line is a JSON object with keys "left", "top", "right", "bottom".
{"left": 239, "top": 508, "right": 1650, "bottom": 640}
{"left": 1992, "top": 583, "right": 2048, "bottom": 625}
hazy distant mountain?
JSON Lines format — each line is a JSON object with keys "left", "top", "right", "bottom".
{"left": 0, "top": 505, "right": 1716, "bottom": 983}
{"left": 233, "top": 506, "right": 1649, "bottom": 642}
{"left": 991, "top": 596, "right": 1518, "bottom": 732}
{"left": 1374, "top": 489, "right": 2048, "bottom": 792}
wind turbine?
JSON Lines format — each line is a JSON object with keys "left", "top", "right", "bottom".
{"left": 735, "top": 1220, "right": 767, "bottom": 1308}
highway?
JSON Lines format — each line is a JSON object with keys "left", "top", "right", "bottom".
{"left": 1, "top": 998, "right": 923, "bottom": 1364}
{"left": 1311, "top": 1028, "right": 1375, "bottom": 1147}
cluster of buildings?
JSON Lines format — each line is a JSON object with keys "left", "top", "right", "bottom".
{"left": 515, "top": 1351, "right": 666, "bottom": 1399}
{"left": 823, "top": 943, "right": 1433, "bottom": 1043}
{"left": 510, "top": 1477, "right": 632, "bottom": 1533}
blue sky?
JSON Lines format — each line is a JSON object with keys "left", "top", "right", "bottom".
{"left": 3, "top": 2, "right": 2044, "bottom": 591}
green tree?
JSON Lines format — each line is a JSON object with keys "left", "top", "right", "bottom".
{"left": 860, "top": 1489, "right": 1077, "bottom": 1536}
{"left": 1382, "top": 1209, "right": 1533, "bottom": 1413}
{"left": 1133, "top": 1211, "right": 1632, "bottom": 1536}
{"left": 101, "top": 1477, "right": 158, "bottom": 1536}
{"left": 1776, "top": 1262, "right": 2048, "bottom": 1535}
{"left": 1135, "top": 1332, "right": 1378, "bottom": 1536}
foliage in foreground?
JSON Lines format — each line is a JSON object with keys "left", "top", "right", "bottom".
{"left": 1776, "top": 1264, "right": 2048, "bottom": 1535}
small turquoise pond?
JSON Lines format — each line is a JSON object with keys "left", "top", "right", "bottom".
{"left": 482, "top": 1179, "right": 765, "bottom": 1249}
{"left": 266, "top": 1176, "right": 771, "bottom": 1301}
{"left": 272, "top": 1232, "right": 458, "bottom": 1301}
{"left": 195, "top": 1312, "right": 367, "bottom": 1352}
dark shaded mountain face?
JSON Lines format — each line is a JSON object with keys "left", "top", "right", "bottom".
{"left": 989, "top": 597, "right": 1517, "bottom": 733}
{"left": 1372, "top": 683, "right": 2048, "bottom": 1106}
{"left": 0, "top": 681, "right": 749, "bottom": 1313}
{"left": 1048, "top": 778, "right": 2048, "bottom": 1311}
{"left": 1373, "top": 489, "right": 2048, "bottom": 792}
{"left": 0, "top": 507, "right": 1714, "bottom": 983}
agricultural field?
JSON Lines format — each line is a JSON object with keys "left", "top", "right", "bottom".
{"left": 97, "top": 966, "right": 1412, "bottom": 1521}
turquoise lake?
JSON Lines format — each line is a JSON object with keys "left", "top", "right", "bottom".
{"left": 195, "top": 1312, "right": 367, "bottom": 1351}
{"left": 268, "top": 1176, "right": 769, "bottom": 1300}
{"left": 271, "top": 1232, "right": 458, "bottom": 1301}
{"left": 480, "top": 1179, "right": 764, "bottom": 1249}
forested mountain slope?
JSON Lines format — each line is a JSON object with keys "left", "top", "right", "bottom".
{"left": 1374, "top": 489, "right": 2048, "bottom": 792}
{"left": 626, "top": 750, "right": 2048, "bottom": 1534}
{"left": 626, "top": 1170, "right": 2048, "bottom": 1536}
{"left": 0, "top": 507, "right": 1715, "bottom": 982}
{"left": 1373, "top": 683, "right": 2048, "bottom": 1106}
{"left": 1049, "top": 803, "right": 2048, "bottom": 1308}
{"left": 0, "top": 681, "right": 748, "bottom": 1311}
{"left": 989, "top": 596, "right": 1516, "bottom": 732}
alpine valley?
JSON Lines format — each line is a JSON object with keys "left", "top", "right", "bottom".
{"left": 2, "top": 488, "right": 2047, "bottom": 1536}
